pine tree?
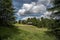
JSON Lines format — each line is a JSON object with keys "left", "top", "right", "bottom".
{"left": 0, "top": 0, "right": 15, "bottom": 26}
{"left": 48, "top": 0, "right": 60, "bottom": 18}
{"left": 48, "top": 0, "right": 60, "bottom": 39}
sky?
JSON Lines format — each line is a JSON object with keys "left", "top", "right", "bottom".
{"left": 12, "top": 0, "right": 53, "bottom": 20}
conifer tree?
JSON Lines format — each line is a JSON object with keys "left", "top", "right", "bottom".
{"left": 49, "top": 0, "right": 60, "bottom": 18}
{"left": 0, "top": 0, "right": 15, "bottom": 26}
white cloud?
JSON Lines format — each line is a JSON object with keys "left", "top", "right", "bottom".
{"left": 17, "top": 1, "right": 47, "bottom": 15}
{"left": 22, "top": 2, "right": 35, "bottom": 11}
{"left": 37, "top": 0, "right": 50, "bottom": 6}
{"left": 21, "top": 11, "right": 52, "bottom": 20}
{"left": 17, "top": 2, "right": 36, "bottom": 15}
{"left": 17, "top": 9, "right": 26, "bottom": 15}
{"left": 40, "top": 11, "right": 52, "bottom": 18}
{"left": 44, "top": 11, "right": 52, "bottom": 16}
{"left": 31, "top": 4, "right": 46, "bottom": 13}
{"left": 16, "top": 0, "right": 52, "bottom": 20}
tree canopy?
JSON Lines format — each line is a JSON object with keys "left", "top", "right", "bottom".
{"left": 0, "top": 0, "right": 15, "bottom": 26}
{"left": 48, "top": 0, "right": 60, "bottom": 18}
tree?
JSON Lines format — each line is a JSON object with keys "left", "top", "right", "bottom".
{"left": 48, "top": 0, "right": 60, "bottom": 39}
{"left": 0, "top": 0, "right": 15, "bottom": 26}
{"left": 49, "top": 0, "right": 60, "bottom": 28}
{"left": 48, "top": 0, "right": 60, "bottom": 18}
{"left": 31, "top": 17, "right": 37, "bottom": 26}
{"left": 27, "top": 18, "right": 31, "bottom": 22}
{"left": 19, "top": 20, "right": 21, "bottom": 24}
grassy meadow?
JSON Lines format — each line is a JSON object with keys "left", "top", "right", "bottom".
{"left": 0, "top": 24, "right": 57, "bottom": 40}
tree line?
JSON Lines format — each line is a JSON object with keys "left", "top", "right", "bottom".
{"left": 18, "top": 17, "right": 60, "bottom": 29}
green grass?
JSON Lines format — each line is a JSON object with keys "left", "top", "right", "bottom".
{"left": 0, "top": 24, "right": 57, "bottom": 40}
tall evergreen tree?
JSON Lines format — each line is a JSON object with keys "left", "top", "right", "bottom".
{"left": 49, "top": 0, "right": 60, "bottom": 39}
{"left": 0, "top": 0, "right": 15, "bottom": 26}
{"left": 49, "top": 0, "right": 60, "bottom": 19}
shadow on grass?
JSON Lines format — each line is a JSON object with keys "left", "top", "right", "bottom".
{"left": 45, "top": 30, "right": 60, "bottom": 40}
{"left": 0, "top": 25, "right": 21, "bottom": 40}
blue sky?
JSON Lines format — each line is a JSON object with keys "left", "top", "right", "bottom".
{"left": 12, "top": 0, "right": 53, "bottom": 20}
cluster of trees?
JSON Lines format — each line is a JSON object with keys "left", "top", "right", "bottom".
{"left": 18, "top": 17, "right": 60, "bottom": 29}
{"left": 18, "top": 0, "right": 60, "bottom": 38}
{"left": 0, "top": 0, "right": 15, "bottom": 26}
{"left": 18, "top": 20, "right": 27, "bottom": 24}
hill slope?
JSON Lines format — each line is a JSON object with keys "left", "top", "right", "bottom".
{"left": 0, "top": 24, "right": 56, "bottom": 40}
{"left": 13, "top": 24, "right": 56, "bottom": 40}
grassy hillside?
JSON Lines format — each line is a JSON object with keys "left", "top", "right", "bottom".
{"left": 0, "top": 24, "right": 56, "bottom": 40}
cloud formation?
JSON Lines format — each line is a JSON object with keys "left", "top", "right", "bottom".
{"left": 17, "top": 0, "right": 51, "bottom": 15}
{"left": 20, "top": 11, "right": 52, "bottom": 20}
{"left": 14, "top": 0, "right": 52, "bottom": 20}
